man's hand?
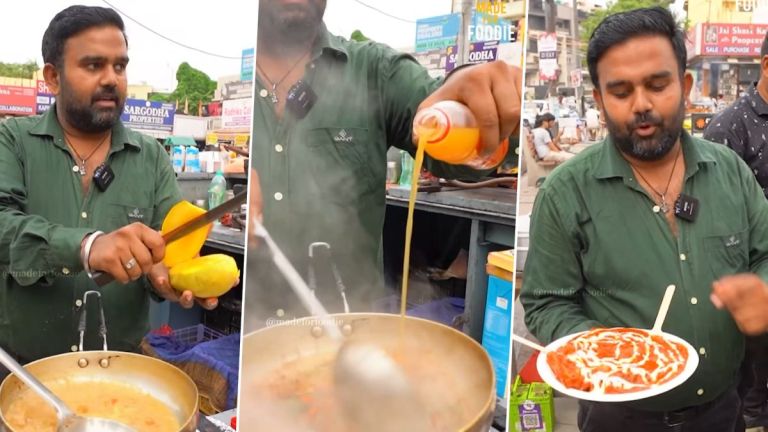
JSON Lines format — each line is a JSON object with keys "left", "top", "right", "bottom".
{"left": 86, "top": 223, "right": 165, "bottom": 283}
{"left": 419, "top": 61, "right": 522, "bottom": 157}
{"left": 711, "top": 274, "right": 768, "bottom": 335}
{"left": 147, "top": 263, "right": 220, "bottom": 310}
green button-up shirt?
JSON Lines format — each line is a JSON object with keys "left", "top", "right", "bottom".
{"left": 0, "top": 106, "right": 181, "bottom": 361}
{"left": 520, "top": 133, "right": 768, "bottom": 411}
{"left": 247, "top": 26, "right": 489, "bottom": 316}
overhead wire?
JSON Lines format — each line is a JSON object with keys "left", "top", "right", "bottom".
{"left": 101, "top": 0, "right": 242, "bottom": 60}
{"left": 350, "top": 0, "right": 418, "bottom": 23}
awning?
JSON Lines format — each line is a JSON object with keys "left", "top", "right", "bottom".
{"left": 164, "top": 135, "right": 197, "bottom": 146}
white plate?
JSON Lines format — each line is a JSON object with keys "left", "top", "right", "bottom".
{"left": 536, "top": 330, "right": 700, "bottom": 402}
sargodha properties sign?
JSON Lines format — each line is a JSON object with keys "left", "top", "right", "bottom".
{"left": 120, "top": 99, "right": 175, "bottom": 133}
{"left": 0, "top": 85, "right": 36, "bottom": 116}
{"left": 693, "top": 23, "right": 768, "bottom": 57}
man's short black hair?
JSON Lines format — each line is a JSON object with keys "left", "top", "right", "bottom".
{"left": 534, "top": 113, "right": 556, "bottom": 128}
{"left": 761, "top": 30, "right": 768, "bottom": 59}
{"left": 587, "top": 6, "right": 686, "bottom": 89}
{"left": 42, "top": 5, "right": 127, "bottom": 68}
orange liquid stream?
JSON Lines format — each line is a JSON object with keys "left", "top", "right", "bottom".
{"left": 400, "top": 139, "right": 427, "bottom": 319}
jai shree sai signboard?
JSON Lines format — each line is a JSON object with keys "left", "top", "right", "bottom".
{"left": 120, "top": 99, "right": 175, "bottom": 138}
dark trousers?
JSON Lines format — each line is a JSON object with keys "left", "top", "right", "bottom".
{"left": 739, "top": 335, "right": 768, "bottom": 419}
{"left": 577, "top": 384, "right": 745, "bottom": 432}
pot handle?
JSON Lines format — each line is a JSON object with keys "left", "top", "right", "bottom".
{"left": 77, "top": 291, "right": 109, "bottom": 352}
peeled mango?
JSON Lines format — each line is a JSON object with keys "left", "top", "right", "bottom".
{"left": 160, "top": 200, "right": 239, "bottom": 298}
{"left": 169, "top": 254, "right": 240, "bottom": 298}
{"left": 161, "top": 201, "right": 212, "bottom": 268}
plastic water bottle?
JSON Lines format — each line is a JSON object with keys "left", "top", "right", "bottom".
{"left": 412, "top": 100, "right": 509, "bottom": 169}
{"left": 208, "top": 170, "right": 227, "bottom": 223}
{"left": 185, "top": 147, "right": 201, "bottom": 173}
{"left": 398, "top": 151, "right": 414, "bottom": 187}
{"left": 171, "top": 145, "right": 185, "bottom": 173}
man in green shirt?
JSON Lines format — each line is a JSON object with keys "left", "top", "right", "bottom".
{"left": 244, "top": 0, "right": 521, "bottom": 324}
{"left": 0, "top": 6, "right": 216, "bottom": 366}
{"left": 520, "top": 7, "right": 767, "bottom": 431}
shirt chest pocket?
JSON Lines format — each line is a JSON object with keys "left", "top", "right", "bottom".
{"left": 304, "top": 127, "right": 377, "bottom": 200}
{"left": 104, "top": 201, "right": 155, "bottom": 231}
{"left": 704, "top": 228, "right": 749, "bottom": 279}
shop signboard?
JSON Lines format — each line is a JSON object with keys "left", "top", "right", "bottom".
{"left": 415, "top": 14, "right": 461, "bottom": 52}
{"left": 120, "top": 99, "right": 175, "bottom": 135}
{"left": 223, "top": 80, "right": 253, "bottom": 100}
{"left": 241, "top": 48, "right": 254, "bottom": 82}
{"left": 468, "top": 41, "right": 499, "bottom": 64}
{"left": 445, "top": 45, "right": 459, "bottom": 73}
{"left": 221, "top": 98, "right": 252, "bottom": 129}
{"left": 36, "top": 80, "right": 56, "bottom": 114}
{"left": 697, "top": 23, "right": 768, "bottom": 57}
{"left": 468, "top": 9, "right": 517, "bottom": 43}
{"left": 538, "top": 33, "right": 558, "bottom": 81}
{"left": 414, "top": 46, "right": 452, "bottom": 78}
{"left": 0, "top": 85, "right": 35, "bottom": 116}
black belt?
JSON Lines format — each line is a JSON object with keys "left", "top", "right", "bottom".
{"left": 658, "top": 384, "right": 736, "bottom": 427}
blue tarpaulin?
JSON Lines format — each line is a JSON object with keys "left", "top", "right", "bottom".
{"left": 143, "top": 331, "right": 240, "bottom": 410}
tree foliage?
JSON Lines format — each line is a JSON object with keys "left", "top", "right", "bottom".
{"left": 0, "top": 61, "right": 38, "bottom": 79}
{"left": 169, "top": 62, "right": 216, "bottom": 115}
{"left": 350, "top": 30, "right": 371, "bottom": 43}
{"left": 580, "top": 0, "right": 674, "bottom": 42}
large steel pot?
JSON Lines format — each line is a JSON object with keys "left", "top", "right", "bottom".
{"left": 0, "top": 351, "right": 199, "bottom": 432}
{"left": 239, "top": 313, "right": 496, "bottom": 431}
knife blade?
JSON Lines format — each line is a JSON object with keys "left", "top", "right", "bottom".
{"left": 91, "top": 190, "right": 248, "bottom": 287}
{"left": 197, "top": 414, "right": 229, "bottom": 432}
{"left": 162, "top": 189, "right": 247, "bottom": 243}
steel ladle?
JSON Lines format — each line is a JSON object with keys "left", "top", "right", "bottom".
{"left": 0, "top": 346, "right": 136, "bottom": 432}
{"left": 252, "top": 219, "right": 430, "bottom": 431}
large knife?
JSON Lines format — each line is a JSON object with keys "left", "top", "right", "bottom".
{"left": 91, "top": 190, "right": 248, "bottom": 287}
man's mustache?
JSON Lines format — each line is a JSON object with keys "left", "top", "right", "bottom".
{"left": 92, "top": 87, "right": 119, "bottom": 104}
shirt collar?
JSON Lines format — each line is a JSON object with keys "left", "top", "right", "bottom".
{"left": 594, "top": 132, "right": 716, "bottom": 180}
{"left": 28, "top": 103, "right": 142, "bottom": 152}
{"left": 311, "top": 23, "right": 349, "bottom": 62}
{"left": 748, "top": 82, "right": 768, "bottom": 116}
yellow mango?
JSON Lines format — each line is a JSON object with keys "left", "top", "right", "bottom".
{"left": 161, "top": 201, "right": 212, "bottom": 268}
{"left": 169, "top": 254, "right": 240, "bottom": 298}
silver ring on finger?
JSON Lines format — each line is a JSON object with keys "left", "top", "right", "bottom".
{"left": 124, "top": 257, "right": 137, "bottom": 270}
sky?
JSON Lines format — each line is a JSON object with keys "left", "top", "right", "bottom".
{"left": 0, "top": 0, "right": 453, "bottom": 92}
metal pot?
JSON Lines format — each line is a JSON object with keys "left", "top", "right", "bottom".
{"left": 0, "top": 351, "right": 199, "bottom": 432}
{"left": 239, "top": 313, "right": 496, "bottom": 431}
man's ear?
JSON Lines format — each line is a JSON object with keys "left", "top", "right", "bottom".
{"left": 43, "top": 63, "right": 61, "bottom": 96}
{"left": 683, "top": 71, "right": 694, "bottom": 108}
{"left": 593, "top": 88, "right": 605, "bottom": 120}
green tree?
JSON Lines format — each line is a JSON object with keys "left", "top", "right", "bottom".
{"left": 0, "top": 61, "right": 39, "bottom": 79}
{"left": 350, "top": 30, "right": 371, "bottom": 43}
{"left": 148, "top": 92, "right": 172, "bottom": 103}
{"left": 169, "top": 62, "right": 216, "bottom": 115}
{"left": 580, "top": 0, "right": 674, "bottom": 42}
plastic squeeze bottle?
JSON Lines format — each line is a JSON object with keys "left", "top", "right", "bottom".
{"left": 413, "top": 100, "right": 509, "bottom": 170}
{"left": 208, "top": 170, "right": 227, "bottom": 218}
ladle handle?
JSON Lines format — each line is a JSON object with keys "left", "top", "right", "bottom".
{"left": 0, "top": 346, "right": 75, "bottom": 420}
{"left": 512, "top": 334, "right": 549, "bottom": 352}
{"left": 652, "top": 285, "right": 676, "bottom": 334}
{"left": 253, "top": 220, "right": 344, "bottom": 341}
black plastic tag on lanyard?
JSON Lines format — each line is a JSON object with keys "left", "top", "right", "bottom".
{"left": 286, "top": 80, "right": 317, "bottom": 120}
{"left": 674, "top": 194, "right": 699, "bottom": 222}
{"left": 93, "top": 163, "right": 115, "bottom": 192}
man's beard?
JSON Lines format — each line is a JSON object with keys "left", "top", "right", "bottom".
{"left": 605, "top": 98, "right": 686, "bottom": 161}
{"left": 259, "top": 1, "right": 324, "bottom": 44}
{"left": 59, "top": 78, "right": 124, "bottom": 134}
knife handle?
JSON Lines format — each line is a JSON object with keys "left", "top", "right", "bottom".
{"left": 91, "top": 271, "right": 113, "bottom": 287}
